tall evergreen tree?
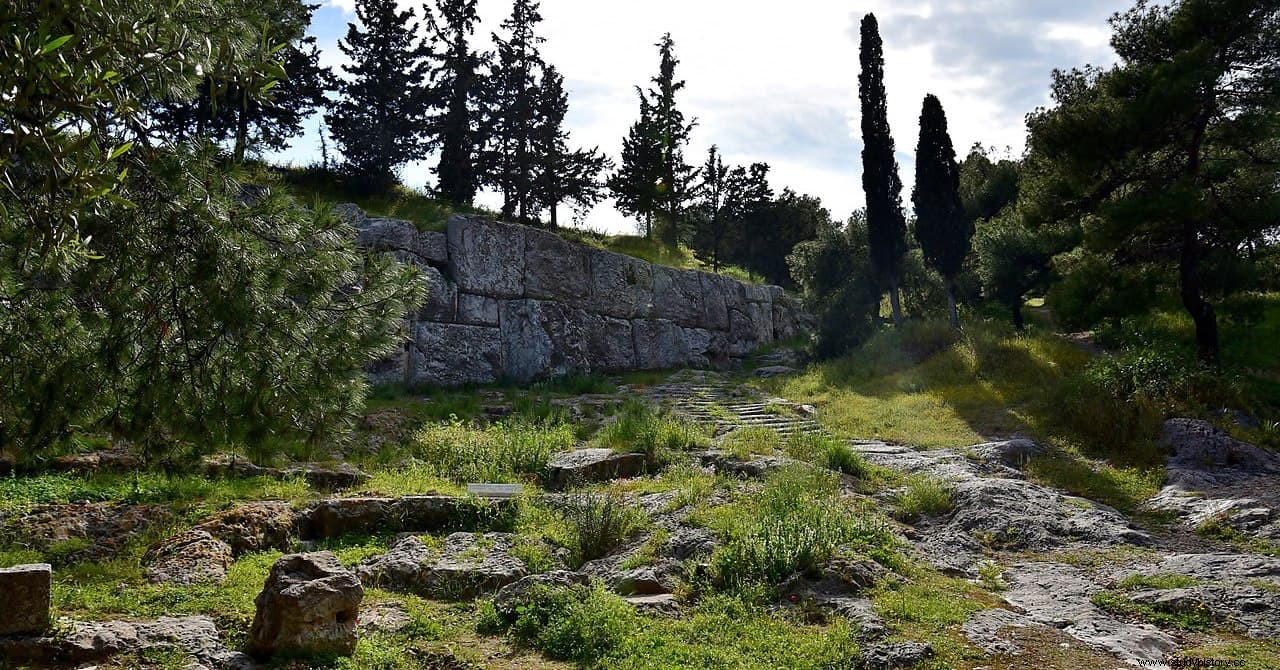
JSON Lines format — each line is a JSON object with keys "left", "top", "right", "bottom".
{"left": 688, "top": 146, "right": 747, "bottom": 272}
{"left": 912, "top": 94, "right": 971, "bottom": 328}
{"left": 326, "top": 0, "right": 434, "bottom": 192}
{"left": 531, "top": 67, "right": 612, "bottom": 227}
{"left": 859, "top": 13, "right": 908, "bottom": 325}
{"left": 479, "top": 0, "right": 545, "bottom": 223}
{"left": 150, "top": 0, "right": 333, "bottom": 161}
{"left": 609, "top": 88, "right": 662, "bottom": 236}
{"left": 431, "top": 0, "right": 483, "bottom": 206}
{"left": 648, "top": 33, "right": 697, "bottom": 247}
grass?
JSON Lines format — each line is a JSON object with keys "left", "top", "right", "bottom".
{"left": 596, "top": 400, "right": 710, "bottom": 463}
{"left": 0, "top": 470, "right": 313, "bottom": 515}
{"left": 515, "top": 493, "right": 647, "bottom": 568}
{"left": 1195, "top": 516, "right": 1280, "bottom": 556}
{"left": 408, "top": 417, "right": 576, "bottom": 484}
{"left": 892, "top": 475, "right": 955, "bottom": 522}
{"left": 719, "top": 426, "right": 779, "bottom": 460}
{"left": 703, "top": 467, "right": 896, "bottom": 592}
{"left": 782, "top": 432, "right": 876, "bottom": 479}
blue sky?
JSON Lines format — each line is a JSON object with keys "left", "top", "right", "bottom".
{"left": 270, "top": 0, "right": 1133, "bottom": 234}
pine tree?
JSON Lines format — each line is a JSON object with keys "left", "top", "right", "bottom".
{"left": 859, "top": 13, "right": 908, "bottom": 325}
{"left": 149, "top": 0, "right": 333, "bottom": 161}
{"left": 648, "top": 33, "right": 697, "bottom": 248}
{"left": 326, "top": 0, "right": 434, "bottom": 192}
{"left": 912, "top": 94, "right": 971, "bottom": 329}
{"left": 531, "top": 67, "right": 612, "bottom": 227}
{"left": 609, "top": 88, "right": 662, "bottom": 236}
{"left": 431, "top": 0, "right": 483, "bottom": 206}
{"left": 479, "top": 0, "right": 545, "bottom": 223}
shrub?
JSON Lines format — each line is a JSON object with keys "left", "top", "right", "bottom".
{"left": 498, "top": 584, "right": 637, "bottom": 664}
{"left": 560, "top": 492, "right": 648, "bottom": 566}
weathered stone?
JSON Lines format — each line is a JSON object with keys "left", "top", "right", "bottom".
{"left": 0, "top": 563, "right": 51, "bottom": 635}
{"left": 358, "top": 533, "right": 532, "bottom": 599}
{"left": 301, "top": 497, "right": 392, "bottom": 540}
{"left": 546, "top": 449, "right": 648, "bottom": 489}
{"left": 52, "top": 446, "right": 142, "bottom": 473}
{"left": 500, "top": 299, "right": 592, "bottom": 382}
{"left": 966, "top": 438, "right": 1044, "bottom": 468}
{"left": 613, "top": 566, "right": 676, "bottom": 596}
{"left": 624, "top": 593, "right": 680, "bottom": 616}
{"left": 417, "top": 266, "right": 457, "bottom": 322}
{"left": 143, "top": 530, "right": 233, "bottom": 585}
{"left": 1002, "top": 562, "right": 1177, "bottom": 664}
{"left": 414, "top": 230, "right": 449, "bottom": 267}
{"left": 366, "top": 346, "right": 408, "bottom": 387}
{"left": 456, "top": 292, "right": 499, "bottom": 326}
{"left": 662, "top": 526, "right": 719, "bottom": 560}
{"left": 860, "top": 641, "right": 934, "bottom": 669}
{"left": 493, "top": 570, "right": 591, "bottom": 621}
{"left": 525, "top": 227, "right": 590, "bottom": 304}
{"left": 357, "top": 217, "right": 418, "bottom": 255}
{"left": 728, "top": 303, "right": 774, "bottom": 356}
{"left": 699, "top": 274, "right": 734, "bottom": 331}
{"left": 755, "top": 365, "right": 798, "bottom": 378}
{"left": 334, "top": 203, "right": 365, "bottom": 226}
{"left": 652, "top": 266, "right": 705, "bottom": 327}
{"left": 585, "top": 312, "right": 637, "bottom": 372}
{"left": 772, "top": 301, "right": 801, "bottom": 342}
{"left": 587, "top": 248, "right": 654, "bottom": 319}
{"left": 447, "top": 215, "right": 525, "bottom": 298}
{"left": 699, "top": 450, "right": 798, "bottom": 478}
{"left": 3, "top": 502, "right": 172, "bottom": 563}
{"left": 683, "top": 327, "right": 728, "bottom": 368}
{"left": 961, "top": 608, "right": 1040, "bottom": 655}
{"left": 413, "top": 322, "right": 503, "bottom": 386}
{"left": 204, "top": 456, "right": 368, "bottom": 492}
{"left": 632, "top": 319, "right": 690, "bottom": 370}
{"left": 0, "top": 615, "right": 252, "bottom": 669}
{"left": 248, "top": 552, "right": 362, "bottom": 659}
{"left": 195, "top": 501, "right": 298, "bottom": 556}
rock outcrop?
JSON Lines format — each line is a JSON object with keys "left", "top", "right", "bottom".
{"left": 347, "top": 208, "right": 810, "bottom": 386}
{"left": 248, "top": 552, "right": 363, "bottom": 659}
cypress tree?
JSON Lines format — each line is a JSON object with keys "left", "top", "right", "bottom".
{"left": 609, "top": 88, "right": 661, "bottom": 236}
{"left": 326, "top": 0, "right": 434, "bottom": 192}
{"left": 531, "top": 67, "right": 611, "bottom": 227}
{"left": 912, "top": 94, "right": 971, "bottom": 328}
{"left": 432, "top": 0, "right": 484, "bottom": 206}
{"left": 688, "top": 146, "right": 747, "bottom": 272}
{"left": 859, "top": 13, "right": 908, "bottom": 325}
{"left": 648, "top": 33, "right": 697, "bottom": 248}
{"left": 479, "top": 0, "right": 545, "bottom": 223}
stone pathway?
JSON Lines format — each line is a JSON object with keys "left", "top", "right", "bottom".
{"left": 630, "top": 370, "right": 823, "bottom": 437}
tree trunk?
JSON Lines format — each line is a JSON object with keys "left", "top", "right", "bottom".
{"left": 1011, "top": 301, "right": 1025, "bottom": 331}
{"left": 1180, "top": 223, "right": 1219, "bottom": 362}
{"left": 945, "top": 279, "right": 959, "bottom": 329}
{"left": 233, "top": 101, "right": 248, "bottom": 163}
{"left": 888, "top": 279, "right": 903, "bottom": 327}
{"left": 549, "top": 201, "right": 558, "bottom": 229}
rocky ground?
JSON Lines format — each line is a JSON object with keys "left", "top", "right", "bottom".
{"left": 1, "top": 362, "right": 1278, "bottom": 669}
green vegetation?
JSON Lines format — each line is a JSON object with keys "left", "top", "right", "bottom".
{"left": 783, "top": 432, "right": 877, "bottom": 480}
{"left": 596, "top": 400, "right": 710, "bottom": 462}
{"left": 892, "top": 475, "right": 954, "bottom": 522}
{"left": 410, "top": 418, "right": 576, "bottom": 484}
{"left": 704, "top": 467, "right": 895, "bottom": 592}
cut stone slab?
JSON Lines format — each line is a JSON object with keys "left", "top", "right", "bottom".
{"left": 248, "top": 552, "right": 363, "bottom": 659}
{"left": 0, "top": 563, "right": 51, "bottom": 635}
{"left": 1002, "top": 562, "right": 1177, "bottom": 666}
{"left": 545, "top": 449, "right": 648, "bottom": 489}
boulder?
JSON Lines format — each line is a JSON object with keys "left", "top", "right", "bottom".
{"left": 446, "top": 215, "right": 525, "bottom": 298}
{"left": 546, "top": 449, "right": 649, "bottom": 489}
{"left": 624, "top": 593, "right": 680, "bottom": 616}
{"left": 860, "top": 642, "right": 934, "bottom": 669}
{"left": 412, "top": 322, "right": 504, "bottom": 387}
{"left": 248, "top": 552, "right": 363, "bottom": 659}
{"left": 966, "top": 439, "right": 1044, "bottom": 468}
{"left": 0, "top": 563, "right": 51, "bottom": 635}
{"left": 142, "top": 530, "right": 233, "bottom": 585}
{"left": 357, "top": 533, "right": 533, "bottom": 599}
{"left": 195, "top": 501, "right": 298, "bottom": 556}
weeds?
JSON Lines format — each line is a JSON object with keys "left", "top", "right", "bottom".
{"left": 596, "top": 400, "right": 708, "bottom": 463}
{"left": 411, "top": 418, "right": 575, "bottom": 484}
{"left": 892, "top": 475, "right": 954, "bottom": 522}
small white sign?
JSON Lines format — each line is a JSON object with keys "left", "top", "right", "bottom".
{"left": 467, "top": 483, "right": 523, "bottom": 499}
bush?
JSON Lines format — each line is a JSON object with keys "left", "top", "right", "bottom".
{"left": 788, "top": 218, "right": 881, "bottom": 359}
{"left": 492, "top": 583, "right": 637, "bottom": 664}
{"left": 560, "top": 492, "right": 648, "bottom": 566}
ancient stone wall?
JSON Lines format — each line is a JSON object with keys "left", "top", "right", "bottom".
{"left": 341, "top": 206, "right": 809, "bottom": 387}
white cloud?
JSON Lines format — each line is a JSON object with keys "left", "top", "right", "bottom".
{"left": 274, "top": 0, "right": 1131, "bottom": 233}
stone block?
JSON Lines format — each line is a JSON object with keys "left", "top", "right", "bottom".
{"left": 525, "top": 227, "right": 589, "bottom": 304}
{"left": 456, "top": 293, "right": 499, "bottom": 326}
{"left": 446, "top": 215, "right": 525, "bottom": 298}
{"left": 0, "top": 563, "right": 51, "bottom": 635}
{"left": 412, "top": 322, "right": 503, "bottom": 386}
{"left": 416, "top": 265, "right": 456, "bottom": 322}
{"left": 585, "top": 313, "right": 636, "bottom": 372}
{"left": 587, "top": 249, "right": 653, "bottom": 319}
{"left": 632, "top": 319, "right": 691, "bottom": 370}
{"left": 652, "top": 266, "right": 705, "bottom": 328}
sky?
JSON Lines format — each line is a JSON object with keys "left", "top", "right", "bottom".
{"left": 269, "top": 0, "right": 1133, "bottom": 234}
